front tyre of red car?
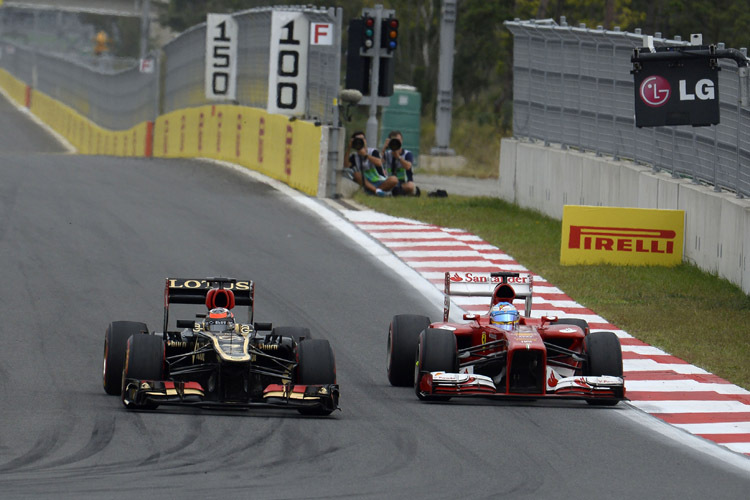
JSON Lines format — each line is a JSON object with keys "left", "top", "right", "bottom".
{"left": 103, "top": 321, "right": 148, "bottom": 395}
{"left": 584, "top": 331, "right": 623, "bottom": 406}
{"left": 415, "top": 328, "right": 458, "bottom": 401}
{"left": 387, "top": 314, "right": 431, "bottom": 387}
{"left": 296, "top": 339, "right": 336, "bottom": 416}
{"left": 122, "top": 334, "right": 164, "bottom": 410}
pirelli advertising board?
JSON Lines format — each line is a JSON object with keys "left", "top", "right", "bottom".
{"left": 560, "top": 206, "right": 685, "bottom": 266}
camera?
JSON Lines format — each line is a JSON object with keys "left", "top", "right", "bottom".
{"left": 388, "top": 138, "right": 402, "bottom": 151}
{"left": 351, "top": 137, "right": 365, "bottom": 150}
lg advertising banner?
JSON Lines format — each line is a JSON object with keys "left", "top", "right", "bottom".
{"left": 205, "top": 14, "right": 238, "bottom": 101}
{"left": 633, "top": 58, "right": 719, "bottom": 127}
{"left": 267, "top": 11, "right": 309, "bottom": 117}
{"left": 560, "top": 206, "right": 685, "bottom": 266}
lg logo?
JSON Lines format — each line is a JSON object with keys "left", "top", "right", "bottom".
{"left": 640, "top": 75, "right": 716, "bottom": 107}
{"left": 679, "top": 79, "right": 715, "bottom": 101}
{"left": 640, "top": 76, "right": 671, "bottom": 107}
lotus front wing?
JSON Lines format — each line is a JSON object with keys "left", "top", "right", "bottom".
{"left": 122, "top": 379, "right": 340, "bottom": 413}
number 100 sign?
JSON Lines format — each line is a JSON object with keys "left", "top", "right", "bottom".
{"left": 267, "top": 11, "right": 309, "bottom": 116}
{"left": 205, "top": 14, "right": 238, "bottom": 101}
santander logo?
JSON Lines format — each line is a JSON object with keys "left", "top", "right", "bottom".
{"left": 640, "top": 75, "right": 671, "bottom": 107}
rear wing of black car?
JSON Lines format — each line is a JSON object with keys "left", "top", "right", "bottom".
{"left": 163, "top": 277, "right": 255, "bottom": 331}
{"left": 443, "top": 271, "right": 533, "bottom": 322}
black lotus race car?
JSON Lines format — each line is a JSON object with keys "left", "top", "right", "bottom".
{"left": 387, "top": 271, "right": 625, "bottom": 405}
{"left": 103, "top": 277, "right": 339, "bottom": 415}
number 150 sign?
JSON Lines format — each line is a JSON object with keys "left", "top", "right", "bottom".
{"left": 205, "top": 14, "right": 238, "bottom": 101}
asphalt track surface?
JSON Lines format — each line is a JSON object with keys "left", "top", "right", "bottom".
{"left": 1, "top": 95, "right": 750, "bottom": 499}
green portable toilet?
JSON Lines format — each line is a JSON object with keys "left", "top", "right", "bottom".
{"left": 379, "top": 84, "right": 421, "bottom": 166}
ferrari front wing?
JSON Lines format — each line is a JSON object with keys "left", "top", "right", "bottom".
{"left": 418, "top": 372, "right": 625, "bottom": 402}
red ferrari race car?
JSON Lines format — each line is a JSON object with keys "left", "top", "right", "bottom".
{"left": 387, "top": 271, "right": 625, "bottom": 405}
{"left": 103, "top": 277, "right": 339, "bottom": 415}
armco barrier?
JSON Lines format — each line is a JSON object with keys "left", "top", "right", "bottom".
{"left": 0, "top": 64, "right": 328, "bottom": 197}
{"left": 0, "top": 68, "right": 28, "bottom": 107}
{"left": 499, "top": 137, "right": 750, "bottom": 294}
{"left": 29, "top": 85, "right": 152, "bottom": 157}
{"left": 152, "top": 105, "right": 323, "bottom": 197}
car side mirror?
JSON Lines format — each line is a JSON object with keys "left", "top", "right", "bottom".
{"left": 540, "top": 315, "right": 558, "bottom": 327}
{"left": 463, "top": 313, "right": 477, "bottom": 321}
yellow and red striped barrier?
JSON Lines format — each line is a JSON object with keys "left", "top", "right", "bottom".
{"left": 0, "top": 70, "right": 323, "bottom": 196}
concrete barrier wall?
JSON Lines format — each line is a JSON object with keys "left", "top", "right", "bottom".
{"left": 500, "top": 137, "right": 750, "bottom": 294}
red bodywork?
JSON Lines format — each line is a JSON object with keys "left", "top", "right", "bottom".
{"left": 415, "top": 272, "right": 625, "bottom": 402}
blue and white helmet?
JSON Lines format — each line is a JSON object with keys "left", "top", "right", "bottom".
{"left": 489, "top": 302, "right": 519, "bottom": 331}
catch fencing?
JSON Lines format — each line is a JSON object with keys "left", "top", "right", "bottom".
{"left": 162, "top": 6, "right": 340, "bottom": 125}
{"left": 504, "top": 19, "right": 750, "bottom": 199}
{"left": 0, "top": 5, "right": 341, "bottom": 130}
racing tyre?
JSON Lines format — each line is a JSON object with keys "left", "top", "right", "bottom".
{"left": 415, "top": 329, "right": 458, "bottom": 401}
{"left": 103, "top": 321, "right": 148, "bottom": 395}
{"left": 555, "top": 318, "right": 589, "bottom": 335}
{"left": 296, "top": 339, "right": 337, "bottom": 416}
{"left": 584, "top": 331, "right": 623, "bottom": 406}
{"left": 122, "top": 334, "right": 165, "bottom": 410}
{"left": 272, "top": 326, "right": 311, "bottom": 342}
{"left": 387, "top": 314, "right": 431, "bottom": 387}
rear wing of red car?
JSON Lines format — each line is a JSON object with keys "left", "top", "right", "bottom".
{"left": 443, "top": 271, "right": 532, "bottom": 322}
{"left": 163, "top": 277, "right": 255, "bottom": 331}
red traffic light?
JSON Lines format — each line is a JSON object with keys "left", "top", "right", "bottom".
{"left": 365, "top": 16, "right": 374, "bottom": 27}
{"left": 389, "top": 19, "right": 399, "bottom": 29}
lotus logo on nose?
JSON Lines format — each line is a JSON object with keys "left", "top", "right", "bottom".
{"left": 640, "top": 75, "right": 671, "bottom": 107}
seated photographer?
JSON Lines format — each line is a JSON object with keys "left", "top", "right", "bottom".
{"left": 345, "top": 131, "right": 398, "bottom": 197}
{"left": 382, "top": 130, "right": 419, "bottom": 196}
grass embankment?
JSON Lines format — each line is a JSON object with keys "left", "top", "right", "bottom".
{"left": 354, "top": 193, "right": 750, "bottom": 391}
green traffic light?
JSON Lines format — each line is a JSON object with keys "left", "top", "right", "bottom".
{"left": 365, "top": 28, "right": 373, "bottom": 37}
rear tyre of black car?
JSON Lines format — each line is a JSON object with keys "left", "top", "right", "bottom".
{"left": 584, "top": 331, "right": 623, "bottom": 406}
{"left": 415, "top": 328, "right": 458, "bottom": 401}
{"left": 388, "top": 314, "right": 431, "bottom": 387}
{"left": 103, "top": 321, "right": 148, "bottom": 395}
{"left": 296, "top": 339, "right": 336, "bottom": 416}
{"left": 122, "top": 334, "right": 165, "bottom": 410}
{"left": 271, "top": 326, "right": 311, "bottom": 342}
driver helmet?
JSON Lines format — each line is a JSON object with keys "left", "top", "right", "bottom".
{"left": 490, "top": 302, "right": 519, "bottom": 331}
{"left": 205, "top": 307, "right": 235, "bottom": 333}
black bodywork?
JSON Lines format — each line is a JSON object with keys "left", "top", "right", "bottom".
{"left": 107, "top": 277, "right": 339, "bottom": 416}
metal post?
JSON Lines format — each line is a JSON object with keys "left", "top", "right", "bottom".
{"left": 739, "top": 47, "right": 748, "bottom": 198}
{"left": 542, "top": 30, "right": 550, "bottom": 146}
{"left": 327, "top": 7, "right": 344, "bottom": 198}
{"left": 555, "top": 21, "right": 566, "bottom": 149}
{"left": 571, "top": 27, "right": 583, "bottom": 149}
{"left": 153, "top": 49, "right": 161, "bottom": 121}
{"left": 432, "top": 0, "right": 456, "bottom": 155}
{"left": 139, "top": 0, "right": 151, "bottom": 60}
{"left": 594, "top": 29, "right": 601, "bottom": 157}
{"left": 365, "top": 5, "right": 383, "bottom": 147}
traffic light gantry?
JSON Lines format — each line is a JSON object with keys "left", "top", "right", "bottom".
{"left": 345, "top": 8, "right": 398, "bottom": 100}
